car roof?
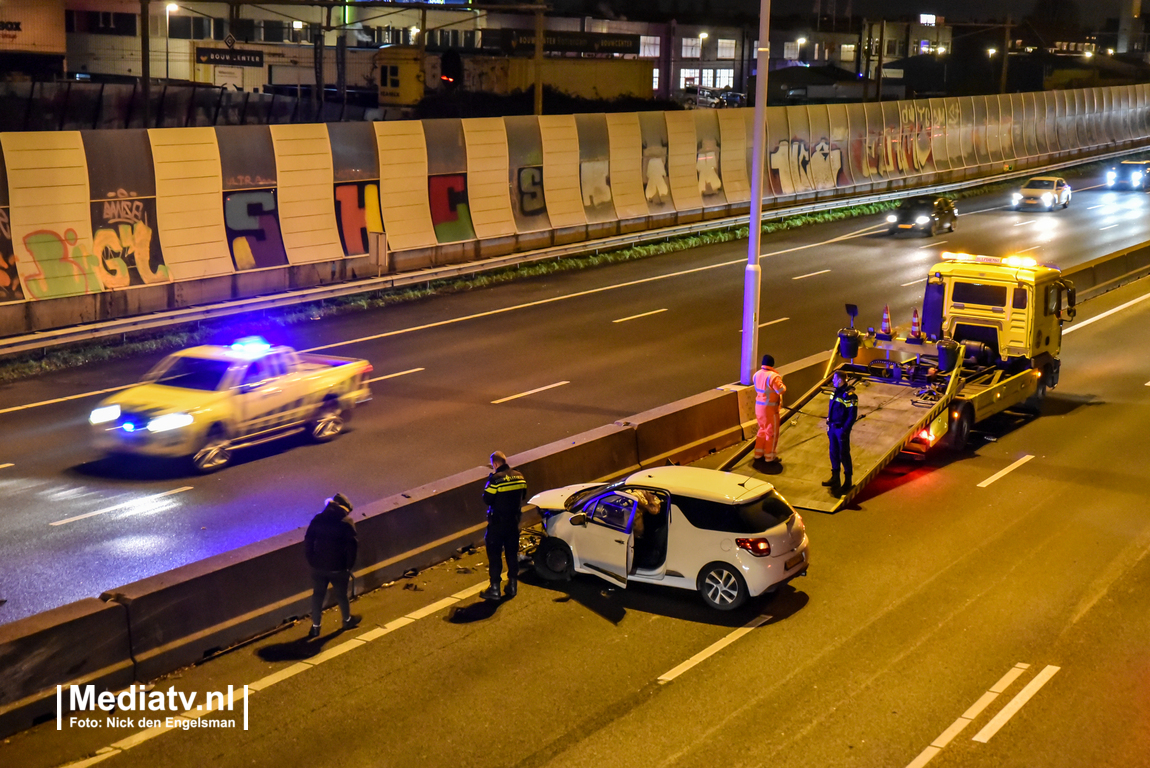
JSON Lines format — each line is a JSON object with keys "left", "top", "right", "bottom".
{"left": 174, "top": 344, "right": 290, "bottom": 363}
{"left": 1025, "top": 176, "right": 1062, "bottom": 183}
{"left": 623, "top": 466, "right": 773, "bottom": 503}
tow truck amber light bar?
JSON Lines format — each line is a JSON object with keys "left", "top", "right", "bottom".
{"left": 940, "top": 252, "right": 1054, "bottom": 270}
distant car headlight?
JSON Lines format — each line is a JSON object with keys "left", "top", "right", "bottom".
{"left": 1041, "top": 192, "right": 1053, "bottom": 205}
{"left": 1107, "top": 170, "right": 1117, "bottom": 185}
{"left": 147, "top": 412, "right": 194, "bottom": 433}
{"left": 1133, "top": 172, "right": 1143, "bottom": 184}
{"left": 1012, "top": 193, "right": 1023, "bottom": 203}
{"left": 90, "top": 405, "right": 121, "bottom": 424}
{"left": 915, "top": 215, "right": 931, "bottom": 224}
{"left": 886, "top": 214, "right": 898, "bottom": 223}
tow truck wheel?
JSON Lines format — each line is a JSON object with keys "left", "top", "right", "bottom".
{"left": 1022, "top": 368, "right": 1049, "bottom": 414}
{"left": 697, "top": 562, "right": 748, "bottom": 611}
{"left": 192, "top": 424, "right": 232, "bottom": 474}
{"left": 310, "top": 398, "right": 345, "bottom": 442}
{"left": 533, "top": 537, "right": 573, "bottom": 581}
{"left": 945, "top": 406, "right": 973, "bottom": 452}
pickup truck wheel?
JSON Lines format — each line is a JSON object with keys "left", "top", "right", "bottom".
{"left": 310, "top": 399, "right": 344, "bottom": 442}
{"left": 192, "top": 425, "right": 231, "bottom": 473}
{"left": 697, "top": 562, "right": 748, "bottom": 611}
{"left": 533, "top": 538, "right": 573, "bottom": 581}
{"left": 945, "top": 405, "right": 973, "bottom": 452}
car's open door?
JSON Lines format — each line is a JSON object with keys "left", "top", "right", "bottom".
{"left": 571, "top": 491, "right": 636, "bottom": 589}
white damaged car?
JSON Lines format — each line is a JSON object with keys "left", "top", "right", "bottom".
{"left": 529, "top": 466, "right": 809, "bottom": 610}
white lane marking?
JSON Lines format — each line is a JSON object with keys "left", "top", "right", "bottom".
{"left": 902, "top": 278, "right": 928, "bottom": 287}
{"left": 1087, "top": 204, "right": 1106, "bottom": 210}
{"left": 919, "top": 240, "right": 947, "bottom": 248}
{"left": 906, "top": 663, "right": 1030, "bottom": 767}
{"left": 50, "top": 486, "right": 193, "bottom": 526}
{"left": 366, "top": 367, "right": 424, "bottom": 383}
{"left": 977, "top": 455, "right": 1034, "bottom": 488}
{"left": 1063, "top": 290, "right": 1150, "bottom": 335}
{"left": 972, "top": 665, "right": 1061, "bottom": 743}
{"left": 792, "top": 269, "right": 830, "bottom": 280}
{"left": 777, "top": 350, "right": 832, "bottom": 376}
{"left": 1100, "top": 224, "right": 1119, "bottom": 230}
{"left": 1017, "top": 244, "right": 1042, "bottom": 252}
{"left": 1145, "top": 380, "right": 1150, "bottom": 386}
{"left": 0, "top": 383, "right": 135, "bottom": 417}
{"left": 759, "top": 317, "right": 789, "bottom": 328}
{"left": 1013, "top": 220, "right": 1035, "bottom": 226}
{"left": 613, "top": 308, "right": 667, "bottom": 323}
{"left": 491, "top": 381, "right": 569, "bottom": 404}
{"left": 658, "top": 614, "right": 771, "bottom": 683}
{"left": 0, "top": 463, "right": 12, "bottom": 470}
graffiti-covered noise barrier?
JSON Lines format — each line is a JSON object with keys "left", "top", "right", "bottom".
{"left": 1, "top": 85, "right": 1149, "bottom": 318}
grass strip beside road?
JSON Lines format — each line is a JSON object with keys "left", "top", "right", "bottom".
{"left": 0, "top": 155, "right": 1126, "bottom": 386}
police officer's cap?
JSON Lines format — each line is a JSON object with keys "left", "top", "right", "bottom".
{"left": 761, "top": 354, "right": 775, "bottom": 367}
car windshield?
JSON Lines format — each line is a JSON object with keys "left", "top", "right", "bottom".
{"left": 899, "top": 197, "right": 935, "bottom": 210}
{"left": 1025, "top": 179, "right": 1056, "bottom": 189}
{"left": 145, "top": 356, "right": 231, "bottom": 391}
{"left": 565, "top": 483, "right": 611, "bottom": 510}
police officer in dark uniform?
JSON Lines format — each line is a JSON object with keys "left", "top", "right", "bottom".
{"left": 479, "top": 451, "right": 528, "bottom": 601}
{"left": 822, "top": 372, "right": 859, "bottom": 497}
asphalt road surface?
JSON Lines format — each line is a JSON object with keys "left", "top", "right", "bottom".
{"left": 0, "top": 173, "right": 1146, "bottom": 624}
{"left": 3, "top": 275, "right": 1148, "bottom": 768}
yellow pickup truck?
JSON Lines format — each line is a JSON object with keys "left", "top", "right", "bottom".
{"left": 90, "top": 337, "right": 372, "bottom": 473}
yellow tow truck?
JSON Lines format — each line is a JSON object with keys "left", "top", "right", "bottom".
{"left": 729, "top": 253, "right": 1077, "bottom": 512}
{"left": 90, "top": 337, "right": 372, "bottom": 473}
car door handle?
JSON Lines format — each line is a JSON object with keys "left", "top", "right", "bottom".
{"left": 614, "top": 539, "right": 625, "bottom": 544}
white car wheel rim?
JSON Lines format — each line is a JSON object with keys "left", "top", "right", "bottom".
{"left": 705, "top": 569, "right": 739, "bottom": 605}
{"left": 194, "top": 439, "right": 230, "bottom": 471}
{"left": 315, "top": 409, "right": 343, "bottom": 439}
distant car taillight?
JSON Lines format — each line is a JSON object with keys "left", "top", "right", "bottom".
{"left": 735, "top": 538, "right": 771, "bottom": 557}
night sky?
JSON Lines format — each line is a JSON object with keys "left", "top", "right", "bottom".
{"left": 773, "top": 0, "right": 1110, "bottom": 27}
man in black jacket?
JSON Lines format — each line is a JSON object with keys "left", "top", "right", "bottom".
{"left": 305, "top": 492, "right": 361, "bottom": 638}
{"left": 822, "top": 372, "right": 859, "bottom": 497}
{"left": 479, "top": 451, "right": 528, "bottom": 601}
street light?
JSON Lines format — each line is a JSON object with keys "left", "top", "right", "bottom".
{"left": 796, "top": 37, "right": 807, "bottom": 45}
{"left": 937, "top": 46, "right": 947, "bottom": 55}
{"left": 165, "top": 3, "right": 178, "bottom": 81}
{"left": 699, "top": 32, "right": 709, "bottom": 39}
{"left": 987, "top": 47, "right": 997, "bottom": 57}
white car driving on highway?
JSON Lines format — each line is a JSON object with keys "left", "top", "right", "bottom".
{"left": 529, "top": 466, "right": 809, "bottom": 610}
{"left": 1012, "top": 176, "right": 1072, "bottom": 210}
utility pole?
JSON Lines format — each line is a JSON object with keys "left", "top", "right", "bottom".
{"left": 534, "top": 6, "right": 544, "bottom": 115}
{"left": 860, "top": 18, "right": 870, "bottom": 100}
{"left": 1000, "top": 16, "right": 1012, "bottom": 93}
{"left": 141, "top": 0, "right": 151, "bottom": 127}
{"left": 875, "top": 21, "right": 885, "bottom": 101}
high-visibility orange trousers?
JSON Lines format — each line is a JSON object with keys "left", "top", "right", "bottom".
{"left": 754, "top": 403, "right": 780, "bottom": 461}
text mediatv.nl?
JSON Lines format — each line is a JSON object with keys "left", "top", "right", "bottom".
{"left": 59, "top": 684, "right": 246, "bottom": 729}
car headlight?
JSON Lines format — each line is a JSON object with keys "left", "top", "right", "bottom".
{"left": 1012, "top": 193, "right": 1023, "bottom": 203}
{"left": 886, "top": 214, "right": 898, "bottom": 223}
{"left": 1133, "top": 172, "right": 1142, "bottom": 183}
{"left": 915, "top": 215, "right": 931, "bottom": 224}
{"left": 1041, "top": 192, "right": 1053, "bottom": 205}
{"left": 147, "top": 412, "right": 194, "bottom": 433}
{"left": 90, "top": 405, "right": 121, "bottom": 424}
{"left": 1107, "top": 171, "right": 1117, "bottom": 184}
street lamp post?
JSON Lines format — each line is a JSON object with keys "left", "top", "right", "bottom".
{"left": 740, "top": 0, "right": 772, "bottom": 384}
{"left": 166, "top": 3, "right": 178, "bottom": 81}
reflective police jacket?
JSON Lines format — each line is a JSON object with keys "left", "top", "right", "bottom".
{"left": 483, "top": 463, "right": 527, "bottom": 521}
{"left": 827, "top": 385, "right": 859, "bottom": 430}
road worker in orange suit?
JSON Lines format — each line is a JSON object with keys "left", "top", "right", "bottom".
{"left": 752, "top": 354, "right": 786, "bottom": 469}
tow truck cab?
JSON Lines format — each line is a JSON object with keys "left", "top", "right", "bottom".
{"left": 922, "top": 253, "right": 1076, "bottom": 384}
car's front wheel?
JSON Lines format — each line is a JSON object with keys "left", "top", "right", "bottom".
{"left": 533, "top": 537, "right": 573, "bottom": 581}
{"left": 697, "top": 562, "right": 748, "bottom": 610}
{"left": 310, "top": 397, "right": 345, "bottom": 442}
{"left": 192, "top": 424, "right": 231, "bottom": 474}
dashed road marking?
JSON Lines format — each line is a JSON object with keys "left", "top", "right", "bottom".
{"left": 613, "top": 308, "right": 667, "bottom": 323}
{"left": 902, "top": 278, "right": 928, "bottom": 286}
{"left": 1013, "top": 220, "right": 1035, "bottom": 226}
{"left": 792, "top": 269, "right": 830, "bottom": 280}
{"left": 491, "top": 381, "right": 570, "bottom": 404}
{"left": 977, "top": 455, "right": 1034, "bottom": 488}
{"left": 367, "top": 367, "right": 424, "bottom": 383}
{"left": 1100, "top": 224, "right": 1119, "bottom": 230}
{"left": 1017, "top": 244, "right": 1042, "bottom": 252}
{"left": 0, "top": 463, "right": 12, "bottom": 470}
{"left": 972, "top": 665, "right": 1060, "bottom": 743}
{"left": 50, "top": 486, "right": 194, "bottom": 526}
{"left": 919, "top": 240, "right": 947, "bottom": 248}
{"left": 658, "top": 614, "right": 771, "bottom": 683}
{"left": 0, "top": 384, "right": 135, "bottom": 416}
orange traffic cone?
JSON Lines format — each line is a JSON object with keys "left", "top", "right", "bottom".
{"left": 910, "top": 308, "right": 921, "bottom": 338}
{"left": 880, "top": 305, "right": 892, "bottom": 335}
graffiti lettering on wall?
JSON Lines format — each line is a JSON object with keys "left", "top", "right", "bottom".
{"left": 770, "top": 139, "right": 844, "bottom": 195}
{"left": 334, "top": 182, "right": 383, "bottom": 256}
{"left": 19, "top": 229, "right": 104, "bottom": 300}
{"left": 90, "top": 191, "right": 170, "bottom": 287}
{"left": 223, "top": 190, "right": 288, "bottom": 270}
{"left": 0, "top": 209, "right": 23, "bottom": 302}
{"left": 517, "top": 167, "right": 546, "bottom": 217}
{"left": 580, "top": 161, "right": 612, "bottom": 207}
{"left": 857, "top": 104, "right": 944, "bottom": 179}
{"left": 429, "top": 174, "right": 476, "bottom": 243}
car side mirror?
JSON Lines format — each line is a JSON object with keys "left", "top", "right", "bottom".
{"left": 569, "top": 512, "right": 588, "bottom": 527}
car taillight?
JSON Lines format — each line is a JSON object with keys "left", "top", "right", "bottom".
{"left": 918, "top": 429, "right": 932, "bottom": 441}
{"left": 363, "top": 364, "right": 373, "bottom": 375}
{"left": 735, "top": 538, "right": 771, "bottom": 557}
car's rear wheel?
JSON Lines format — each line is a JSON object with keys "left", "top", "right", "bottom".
{"left": 533, "top": 537, "right": 573, "bottom": 581}
{"left": 1063, "top": 196, "right": 1070, "bottom": 208}
{"left": 945, "top": 405, "right": 973, "bottom": 452}
{"left": 192, "top": 424, "right": 231, "bottom": 474}
{"left": 310, "top": 398, "right": 344, "bottom": 442}
{"left": 697, "top": 562, "right": 748, "bottom": 610}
